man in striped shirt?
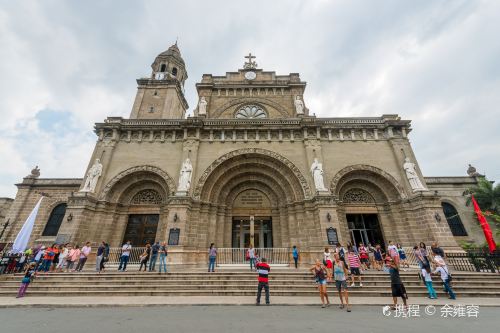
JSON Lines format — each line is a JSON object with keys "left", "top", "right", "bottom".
{"left": 256, "top": 257, "right": 271, "bottom": 305}
{"left": 347, "top": 246, "right": 363, "bottom": 287}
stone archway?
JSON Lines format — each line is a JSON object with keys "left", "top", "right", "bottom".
{"left": 331, "top": 165, "right": 412, "bottom": 248}
{"left": 188, "top": 149, "right": 315, "bottom": 249}
{"left": 211, "top": 97, "right": 290, "bottom": 118}
{"left": 91, "top": 166, "right": 175, "bottom": 246}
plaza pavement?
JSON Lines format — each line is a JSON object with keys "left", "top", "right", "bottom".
{"left": 1, "top": 295, "right": 499, "bottom": 308}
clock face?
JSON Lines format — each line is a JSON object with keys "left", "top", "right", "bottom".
{"left": 245, "top": 71, "right": 256, "bottom": 80}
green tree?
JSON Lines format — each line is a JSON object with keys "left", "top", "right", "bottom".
{"left": 468, "top": 177, "right": 500, "bottom": 213}
{"left": 467, "top": 177, "right": 500, "bottom": 238}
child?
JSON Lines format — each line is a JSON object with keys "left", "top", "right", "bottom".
{"left": 421, "top": 266, "right": 437, "bottom": 299}
{"left": 17, "top": 263, "right": 36, "bottom": 298}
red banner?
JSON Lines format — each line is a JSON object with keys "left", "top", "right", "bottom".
{"left": 471, "top": 195, "right": 497, "bottom": 253}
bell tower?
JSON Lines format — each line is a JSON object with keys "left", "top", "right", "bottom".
{"left": 130, "top": 42, "right": 189, "bottom": 119}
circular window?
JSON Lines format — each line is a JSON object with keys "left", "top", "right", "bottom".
{"left": 235, "top": 105, "right": 267, "bottom": 119}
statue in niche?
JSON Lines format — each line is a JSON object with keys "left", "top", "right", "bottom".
{"left": 81, "top": 158, "right": 103, "bottom": 193}
{"left": 198, "top": 97, "right": 207, "bottom": 116}
{"left": 294, "top": 96, "right": 304, "bottom": 115}
{"left": 177, "top": 158, "right": 193, "bottom": 192}
{"left": 403, "top": 157, "right": 427, "bottom": 192}
{"left": 310, "top": 158, "right": 327, "bottom": 191}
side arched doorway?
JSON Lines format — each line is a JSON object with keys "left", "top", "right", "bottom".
{"left": 97, "top": 166, "right": 174, "bottom": 247}
{"left": 332, "top": 165, "right": 410, "bottom": 248}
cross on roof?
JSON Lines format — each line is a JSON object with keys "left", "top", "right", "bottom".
{"left": 243, "top": 52, "right": 258, "bottom": 69}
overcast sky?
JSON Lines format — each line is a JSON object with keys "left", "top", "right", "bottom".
{"left": 0, "top": 0, "right": 499, "bottom": 198}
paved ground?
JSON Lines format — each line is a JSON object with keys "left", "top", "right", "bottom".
{"left": 1, "top": 295, "right": 500, "bottom": 307}
{"left": 0, "top": 305, "right": 496, "bottom": 333}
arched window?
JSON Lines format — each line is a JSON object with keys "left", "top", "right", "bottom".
{"left": 442, "top": 202, "right": 467, "bottom": 236}
{"left": 160, "top": 64, "right": 167, "bottom": 72}
{"left": 172, "top": 67, "right": 178, "bottom": 76}
{"left": 42, "top": 203, "right": 67, "bottom": 236}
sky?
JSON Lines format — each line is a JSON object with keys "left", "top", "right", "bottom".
{"left": 0, "top": 0, "right": 499, "bottom": 198}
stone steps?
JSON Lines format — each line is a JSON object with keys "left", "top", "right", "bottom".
{"left": 1, "top": 270, "right": 499, "bottom": 298}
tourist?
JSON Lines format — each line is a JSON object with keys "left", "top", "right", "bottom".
{"left": 33, "top": 246, "right": 45, "bottom": 271}
{"left": 149, "top": 241, "right": 160, "bottom": 272}
{"left": 347, "top": 246, "right": 363, "bottom": 287}
{"left": 388, "top": 256, "right": 408, "bottom": 310}
{"left": 333, "top": 253, "right": 351, "bottom": 312}
{"left": 247, "top": 245, "right": 256, "bottom": 271}
{"left": 374, "top": 244, "right": 384, "bottom": 271}
{"left": 75, "top": 242, "right": 91, "bottom": 272}
{"left": 433, "top": 256, "right": 456, "bottom": 299}
{"left": 118, "top": 241, "right": 132, "bottom": 271}
{"left": 336, "top": 242, "right": 347, "bottom": 266}
{"left": 38, "top": 244, "right": 56, "bottom": 273}
{"left": 413, "top": 245, "right": 425, "bottom": 269}
{"left": 292, "top": 245, "right": 299, "bottom": 269}
{"left": 159, "top": 241, "right": 168, "bottom": 274}
{"left": 66, "top": 244, "right": 80, "bottom": 272}
{"left": 56, "top": 244, "right": 68, "bottom": 272}
{"left": 95, "top": 241, "right": 106, "bottom": 273}
{"left": 255, "top": 257, "right": 271, "bottom": 305}
{"left": 208, "top": 243, "right": 217, "bottom": 272}
{"left": 419, "top": 242, "right": 430, "bottom": 269}
{"left": 421, "top": 266, "right": 437, "bottom": 299}
{"left": 310, "top": 259, "right": 329, "bottom": 308}
{"left": 396, "top": 243, "right": 409, "bottom": 270}
{"left": 431, "top": 242, "right": 446, "bottom": 260}
{"left": 368, "top": 243, "right": 376, "bottom": 269}
{"left": 387, "top": 240, "right": 399, "bottom": 266}
{"left": 139, "top": 243, "right": 151, "bottom": 271}
{"left": 50, "top": 244, "right": 60, "bottom": 272}
{"left": 16, "top": 262, "right": 36, "bottom": 298}
{"left": 323, "top": 247, "right": 333, "bottom": 281}
{"left": 358, "top": 243, "right": 369, "bottom": 270}
{"left": 100, "top": 242, "right": 110, "bottom": 272}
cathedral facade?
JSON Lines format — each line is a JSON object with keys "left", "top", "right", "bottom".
{"left": 1, "top": 44, "right": 481, "bottom": 264}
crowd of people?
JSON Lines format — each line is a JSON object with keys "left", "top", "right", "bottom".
{"left": 3, "top": 239, "right": 456, "bottom": 305}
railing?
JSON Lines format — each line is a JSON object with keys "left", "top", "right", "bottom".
{"left": 106, "top": 247, "right": 149, "bottom": 266}
{"left": 446, "top": 250, "right": 499, "bottom": 273}
{"left": 217, "top": 248, "right": 290, "bottom": 266}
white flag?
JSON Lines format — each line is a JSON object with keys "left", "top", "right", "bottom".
{"left": 11, "top": 196, "right": 44, "bottom": 254}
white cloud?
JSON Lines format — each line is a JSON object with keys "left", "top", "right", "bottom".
{"left": 0, "top": 0, "right": 499, "bottom": 198}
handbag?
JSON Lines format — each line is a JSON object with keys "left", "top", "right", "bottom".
{"left": 21, "top": 277, "right": 31, "bottom": 284}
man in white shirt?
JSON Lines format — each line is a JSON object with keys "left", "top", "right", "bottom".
{"left": 433, "top": 261, "right": 456, "bottom": 300}
{"left": 76, "top": 242, "right": 91, "bottom": 272}
{"left": 118, "top": 241, "right": 132, "bottom": 271}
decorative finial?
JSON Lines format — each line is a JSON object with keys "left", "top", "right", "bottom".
{"left": 243, "top": 52, "right": 257, "bottom": 69}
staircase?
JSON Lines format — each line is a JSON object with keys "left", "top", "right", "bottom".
{"left": 1, "top": 269, "right": 499, "bottom": 298}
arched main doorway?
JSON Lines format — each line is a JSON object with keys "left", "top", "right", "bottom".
{"left": 192, "top": 149, "right": 311, "bottom": 249}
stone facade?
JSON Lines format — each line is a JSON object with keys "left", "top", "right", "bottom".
{"left": 0, "top": 45, "right": 484, "bottom": 264}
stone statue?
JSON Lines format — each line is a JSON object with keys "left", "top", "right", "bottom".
{"left": 403, "top": 157, "right": 427, "bottom": 192}
{"left": 198, "top": 97, "right": 207, "bottom": 116}
{"left": 310, "top": 158, "right": 328, "bottom": 192}
{"left": 80, "top": 158, "right": 103, "bottom": 193}
{"left": 26, "top": 166, "right": 40, "bottom": 178}
{"left": 467, "top": 164, "right": 481, "bottom": 177}
{"left": 294, "top": 96, "right": 304, "bottom": 115}
{"left": 177, "top": 158, "right": 193, "bottom": 192}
